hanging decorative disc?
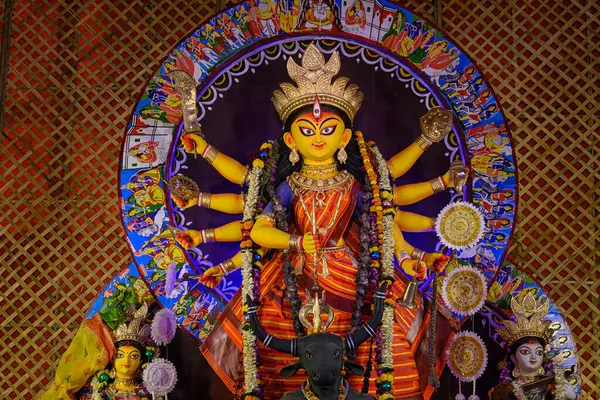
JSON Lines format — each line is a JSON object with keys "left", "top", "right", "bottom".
{"left": 442, "top": 265, "right": 487, "bottom": 316}
{"left": 167, "top": 175, "right": 199, "bottom": 202}
{"left": 446, "top": 331, "right": 488, "bottom": 382}
{"left": 435, "top": 201, "right": 484, "bottom": 250}
{"left": 143, "top": 358, "right": 178, "bottom": 396}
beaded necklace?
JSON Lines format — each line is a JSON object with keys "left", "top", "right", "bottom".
{"left": 301, "top": 378, "right": 348, "bottom": 400}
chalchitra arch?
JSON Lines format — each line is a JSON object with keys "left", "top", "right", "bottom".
{"left": 77, "top": 0, "right": 579, "bottom": 398}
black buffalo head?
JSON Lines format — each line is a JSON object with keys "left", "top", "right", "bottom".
{"left": 245, "top": 283, "right": 387, "bottom": 396}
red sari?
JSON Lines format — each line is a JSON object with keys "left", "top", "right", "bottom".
{"left": 202, "top": 172, "right": 427, "bottom": 399}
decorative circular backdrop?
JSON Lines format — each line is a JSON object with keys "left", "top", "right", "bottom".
{"left": 118, "top": 0, "right": 517, "bottom": 344}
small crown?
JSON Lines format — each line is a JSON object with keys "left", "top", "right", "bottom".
{"left": 114, "top": 302, "right": 152, "bottom": 346}
{"left": 299, "top": 290, "right": 335, "bottom": 334}
{"left": 272, "top": 43, "right": 364, "bottom": 123}
{"left": 497, "top": 292, "right": 554, "bottom": 349}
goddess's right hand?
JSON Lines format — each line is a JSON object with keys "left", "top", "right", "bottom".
{"left": 181, "top": 133, "right": 207, "bottom": 154}
{"left": 175, "top": 230, "right": 202, "bottom": 249}
{"left": 199, "top": 266, "right": 223, "bottom": 288}
{"left": 400, "top": 259, "right": 427, "bottom": 280}
{"left": 171, "top": 192, "right": 197, "bottom": 209}
{"left": 302, "top": 232, "right": 319, "bottom": 254}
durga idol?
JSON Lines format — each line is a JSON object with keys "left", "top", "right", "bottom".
{"left": 171, "top": 43, "right": 468, "bottom": 399}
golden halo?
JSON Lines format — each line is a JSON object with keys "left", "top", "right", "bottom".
{"left": 446, "top": 331, "right": 488, "bottom": 382}
{"left": 442, "top": 265, "right": 487, "bottom": 316}
{"left": 435, "top": 201, "right": 484, "bottom": 250}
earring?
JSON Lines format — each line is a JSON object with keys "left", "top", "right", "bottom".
{"left": 289, "top": 147, "right": 300, "bottom": 165}
{"left": 337, "top": 146, "right": 348, "bottom": 164}
{"left": 512, "top": 364, "right": 521, "bottom": 379}
{"left": 109, "top": 367, "right": 116, "bottom": 379}
{"left": 536, "top": 366, "right": 545, "bottom": 376}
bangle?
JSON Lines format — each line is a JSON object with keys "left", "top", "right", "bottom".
{"left": 289, "top": 235, "right": 302, "bottom": 251}
{"left": 218, "top": 258, "right": 235, "bottom": 274}
{"left": 201, "top": 228, "right": 216, "bottom": 243}
{"left": 430, "top": 176, "right": 446, "bottom": 194}
{"left": 411, "top": 248, "right": 425, "bottom": 262}
{"left": 415, "top": 134, "right": 432, "bottom": 151}
{"left": 397, "top": 250, "right": 411, "bottom": 267}
{"left": 198, "top": 192, "right": 211, "bottom": 208}
{"left": 261, "top": 212, "right": 277, "bottom": 226}
{"left": 202, "top": 145, "right": 219, "bottom": 164}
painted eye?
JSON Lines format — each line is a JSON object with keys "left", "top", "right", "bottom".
{"left": 536, "top": 350, "right": 543, "bottom": 356}
{"left": 333, "top": 350, "right": 340, "bottom": 358}
{"left": 519, "top": 349, "right": 530, "bottom": 355}
{"left": 300, "top": 127, "right": 315, "bottom": 136}
{"left": 116, "top": 353, "right": 124, "bottom": 359}
{"left": 131, "top": 354, "right": 140, "bottom": 359}
{"left": 305, "top": 351, "right": 313, "bottom": 360}
{"left": 321, "top": 126, "right": 336, "bottom": 135}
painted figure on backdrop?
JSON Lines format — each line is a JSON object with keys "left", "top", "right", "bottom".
{"left": 345, "top": 0, "right": 367, "bottom": 30}
{"left": 296, "top": 0, "right": 339, "bottom": 30}
{"left": 252, "top": 0, "right": 281, "bottom": 36}
{"left": 169, "top": 44, "right": 470, "bottom": 398}
{"left": 186, "top": 36, "right": 220, "bottom": 71}
{"left": 381, "top": 11, "right": 408, "bottom": 53}
{"left": 416, "top": 42, "right": 460, "bottom": 85}
{"left": 489, "top": 293, "right": 576, "bottom": 400}
{"left": 215, "top": 14, "right": 248, "bottom": 49}
{"left": 231, "top": 6, "right": 257, "bottom": 39}
{"left": 200, "top": 24, "right": 229, "bottom": 54}
{"left": 140, "top": 76, "right": 182, "bottom": 124}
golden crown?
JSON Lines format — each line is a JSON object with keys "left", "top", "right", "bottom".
{"left": 272, "top": 43, "right": 364, "bottom": 123}
{"left": 498, "top": 291, "right": 554, "bottom": 349}
{"left": 113, "top": 302, "right": 152, "bottom": 346}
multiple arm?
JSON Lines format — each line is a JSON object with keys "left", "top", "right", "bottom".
{"left": 181, "top": 133, "right": 249, "bottom": 186}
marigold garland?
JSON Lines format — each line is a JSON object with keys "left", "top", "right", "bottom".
{"left": 355, "top": 132, "right": 395, "bottom": 399}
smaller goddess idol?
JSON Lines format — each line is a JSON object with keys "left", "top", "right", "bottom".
{"left": 490, "top": 292, "right": 577, "bottom": 400}
{"left": 88, "top": 304, "right": 153, "bottom": 400}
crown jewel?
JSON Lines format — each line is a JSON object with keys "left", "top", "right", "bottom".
{"left": 497, "top": 292, "right": 554, "bottom": 349}
{"left": 114, "top": 302, "right": 152, "bottom": 346}
{"left": 272, "top": 43, "right": 364, "bottom": 123}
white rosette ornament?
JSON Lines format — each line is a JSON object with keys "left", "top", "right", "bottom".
{"left": 442, "top": 265, "right": 487, "bottom": 317}
{"left": 446, "top": 331, "right": 488, "bottom": 382}
{"left": 435, "top": 201, "right": 484, "bottom": 250}
{"left": 143, "top": 358, "right": 178, "bottom": 397}
{"left": 151, "top": 308, "right": 177, "bottom": 346}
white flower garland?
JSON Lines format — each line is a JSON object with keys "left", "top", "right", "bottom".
{"left": 381, "top": 215, "right": 395, "bottom": 369}
{"left": 241, "top": 165, "right": 263, "bottom": 394}
{"left": 373, "top": 144, "right": 396, "bottom": 372}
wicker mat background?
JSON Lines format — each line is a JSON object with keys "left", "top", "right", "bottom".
{"left": 0, "top": 0, "right": 598, "bottom": 398}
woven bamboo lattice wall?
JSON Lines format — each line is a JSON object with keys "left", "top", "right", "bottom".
{"left": 0, "top": 0, "right": 597, "bottom": 399}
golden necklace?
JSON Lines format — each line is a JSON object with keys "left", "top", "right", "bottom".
{"left": 300, "top": 162, "right": 338, "bottom": 178}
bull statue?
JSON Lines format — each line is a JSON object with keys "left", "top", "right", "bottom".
{"left": 246, "top": 283, "right": 388, "bottom": 400}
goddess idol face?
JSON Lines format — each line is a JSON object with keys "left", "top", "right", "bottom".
{"left": 512, "top": 341, "right": 544, "bottom": 376}
{"left": 113, "top": 345, "right": 142, "bottom": 378}
{"left": 284, "top": 108, "right": 351, "bottom": 164}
